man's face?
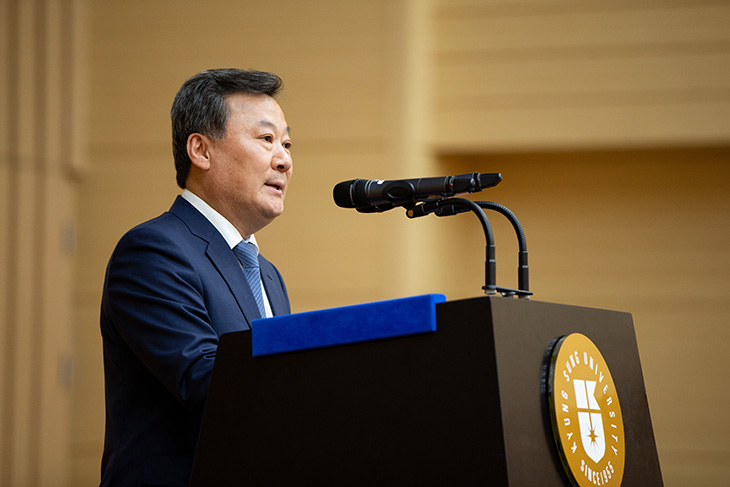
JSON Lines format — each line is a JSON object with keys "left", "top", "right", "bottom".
{"left": 205, "top": 93, "right": 293, "bottom": 237}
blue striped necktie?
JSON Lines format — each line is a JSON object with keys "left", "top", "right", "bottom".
{"left": 233, "top": 241, "right": 267, "bottom": 319}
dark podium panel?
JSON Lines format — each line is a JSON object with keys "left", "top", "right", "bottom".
{"left": 191, "top": 297, "right": 662, "bottom": 486}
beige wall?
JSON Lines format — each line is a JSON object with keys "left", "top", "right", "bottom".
{"left": 1, "top": 0, "right": 83, "bottom": 485}
{"left": 1, "top": 0, "right": 729, "bottom": 485}
{"left": 432, "top": 0, "right": 730, "bottom": 150}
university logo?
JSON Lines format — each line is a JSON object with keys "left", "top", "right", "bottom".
{"left": 547, "top": 333, "right": 625, "bottom": 487}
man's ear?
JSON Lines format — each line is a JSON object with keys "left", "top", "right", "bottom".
{"left": 187, "top": 133, "right": 212, "bottom": 171}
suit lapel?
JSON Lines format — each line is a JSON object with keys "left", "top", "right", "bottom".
{"left": 205, "top": 238, "right": 263, "bottom": 326}
{"left": 169, "top": 196, "right": 262, "bottom": 328}
{"left": 260, "top": 258, "right": 289, "bottom": 316}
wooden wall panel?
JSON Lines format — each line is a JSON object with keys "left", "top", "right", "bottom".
{"left": 436, "top": 2, "right": 730, "bottom": 50}
{"left": 436, "top": 56, "right": 730, "bottom": 100}
{"left": 432, "top": 0, "right": 730, "bottom": 150}
{"left": 0, "top": 0, "right": 10, "bottom": 480}
{"left": 0, "top": 0, "right": 80, "bottom": 485}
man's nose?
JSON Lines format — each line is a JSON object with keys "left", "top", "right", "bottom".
{"left": 273, "top": 145, "right": 292, "bottom": 172}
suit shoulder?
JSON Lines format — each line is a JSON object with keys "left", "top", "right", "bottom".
{"left": 107, "top": 212, "right": 198, "bottom": 270}
{"left": 116, "top": 210, "right": 190, "bottom": 244}
{"left": 126, "top": 210, "right": 186, "bottom": 235}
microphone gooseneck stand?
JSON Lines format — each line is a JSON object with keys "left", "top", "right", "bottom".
{"left": 475, "top": 201, "right": 530, "bottom": 298}
{"left": 406, "top": 198, "right": 532, "bottom": 299}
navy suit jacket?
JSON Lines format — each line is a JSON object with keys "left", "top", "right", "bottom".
{"left": 100, "top": 196, "right": 290, "bottom": 486}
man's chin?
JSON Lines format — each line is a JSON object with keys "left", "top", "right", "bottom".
{"left": 261, "top": 204, "right": 285, "bottom": 222}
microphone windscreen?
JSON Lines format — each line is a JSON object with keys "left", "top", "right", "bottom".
{"left": 333, "top": 180, "right": 356, "bottom": 208}
{"left": 478, "top": 173, "right": 502, "bottom": 189}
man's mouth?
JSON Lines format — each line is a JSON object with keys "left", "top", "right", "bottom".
{"left": 265, "top": 182, "right": 284, "bottom": 192}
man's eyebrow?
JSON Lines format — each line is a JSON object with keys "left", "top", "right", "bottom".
{"left": 256, "top": 120, "right": 290, "bottom": 133}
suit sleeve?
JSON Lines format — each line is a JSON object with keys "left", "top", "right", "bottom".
{"left": 101, "top": 225, "right": 217, "bottom": 413}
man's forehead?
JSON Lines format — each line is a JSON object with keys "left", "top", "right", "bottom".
{"left": 256, "top": 119, "right": 291, "bottom": 133}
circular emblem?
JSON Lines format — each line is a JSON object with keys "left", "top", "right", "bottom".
{"left": 547, "top": 333, "right": 625, "bottom": 487}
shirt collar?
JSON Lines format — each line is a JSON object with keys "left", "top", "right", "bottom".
{"left": 181, "top": 189, "right": 259, "bottom": 252}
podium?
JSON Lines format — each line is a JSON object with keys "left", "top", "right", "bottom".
{"left": 190, "top": 296, "right": 662, "bottom": 486}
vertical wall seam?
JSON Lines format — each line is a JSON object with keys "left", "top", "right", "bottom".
{"left": 28, "top": 0, "right": 48, "bottom": 484}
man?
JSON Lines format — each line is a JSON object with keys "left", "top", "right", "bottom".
{"left": 99, "top": 69, "right": 293, "bottom": 486}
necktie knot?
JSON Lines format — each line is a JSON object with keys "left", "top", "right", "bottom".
{"left": 233, "top": 241, "right": 259, "bottom": 269}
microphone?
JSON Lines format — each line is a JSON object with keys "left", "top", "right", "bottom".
{"left": 333, "top": 172, "right": 502, "bottom": 211}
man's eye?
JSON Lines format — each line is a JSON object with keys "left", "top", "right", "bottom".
{"left": 283, "top": 141, "right": 292, "bottom": 150}
{"left": 263, "top": 135, "right": 273, "bottom": 143}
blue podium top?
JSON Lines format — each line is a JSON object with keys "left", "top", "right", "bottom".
{"left": 251, "top": 294, "right": 446, "bottom": 357}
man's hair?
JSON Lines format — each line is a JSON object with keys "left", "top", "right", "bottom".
{"left": 170, "top": 68, "right": 283, "bottom": 188}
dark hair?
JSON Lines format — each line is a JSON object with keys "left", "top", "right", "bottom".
{"left": 170, "top": 68, "right": 283, "bottom": 188}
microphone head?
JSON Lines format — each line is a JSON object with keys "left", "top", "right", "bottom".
{"left": 333, "top": 180, "right": 356, "bottom": 208}
{"left": 478, "top": 173, "right": 502, "bottom": 189}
